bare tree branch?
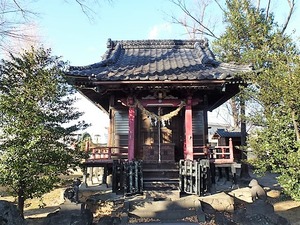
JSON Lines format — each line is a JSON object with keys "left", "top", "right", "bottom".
{"left": 169, "top": 0, "right": 218, "bottom": 39}
{"left": 213, "top": 0, "right": 225, "bottom": 14}
{"left": 74, "top": 0, "right": 97, "bottom": 21}
{"left": 0, "top": 0, "right": 40, "bottom": 53}
{"left": 0, "top": 0, "right": 105, "bottom": 53}
{"left": 281, "top": 0, "right": 295, "bottom": 34}
{"left": 10, "top": 0, "right": 37, "bottom": 20}
{"left": 12, "top": 0, "right": 27, "bottom": 18}
{"left": 182, "top": 16, "right": 195, "bottom": 39}
{"left": 265, "top": 0, "right": 271, "bottom": 19}
{"left": 171, "top": 14, "right": 218, "bottom": 39}
{"left": 256, "top": 0, "right": 261, "bottom": 12}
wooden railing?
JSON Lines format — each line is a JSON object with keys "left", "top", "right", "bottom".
{"left": 84, "top": 138, "right": 233, "bottom": 164}
{"left": 85, "top": 145, "right": 128, "bottom": 162}
{"left": 193, "top": 138, "right": 234, "bottom": 164}
{"left": 91, "top": 146, "right": 128, "bottom": 159}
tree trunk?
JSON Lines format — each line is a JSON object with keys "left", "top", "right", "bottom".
{"left": 239, "top": 97, "right": 251, "bottom": 179}
{"left": 230, "top": 99, "right": 239, "bottom": 129}
{"left": 291, "top": 110, "right": 300, "bottom": 143}
{"left": 240, "top": 98, "right": 246, "bottom": 147}
{"left": 18, "top": 188, "right": 25, "bottom": 218}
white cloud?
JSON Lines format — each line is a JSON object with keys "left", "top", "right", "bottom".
{"left": 148, "top": 23, "right": 173, "bottom": 39}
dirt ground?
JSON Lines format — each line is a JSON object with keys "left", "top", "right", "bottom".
{"left": 0, "top": 173, "right": 300, "bottom": 225}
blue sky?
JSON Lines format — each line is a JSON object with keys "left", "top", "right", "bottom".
{"left": 35, "top": 0, "right": 299, "bottom": 68}
{"left": 36, "top": 0, "right": 187, "bottom": 66}
{"left": 31, "top": 0, "right": 299, "bottom": 135}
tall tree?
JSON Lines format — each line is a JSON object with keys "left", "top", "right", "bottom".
{"left": 170, "top": 0, "right": 300, "bottom": 196}
{"left": 209, "top": 0, "right": 300, "bottom": 198}
{"left": 212, "top": 0, "right": 276, "bottom": 173}
{"left": 0, "top": 47, "right": 88, "bottom": 216}
{"left": 248, "top": 35, "right": 300, "bottom": 200}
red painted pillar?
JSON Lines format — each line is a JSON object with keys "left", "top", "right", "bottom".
{"left": 128, "top": 97, "right": 135, "bottom": 161}
{"left": 185, "top": 96, "right": 194, "bottom": 160}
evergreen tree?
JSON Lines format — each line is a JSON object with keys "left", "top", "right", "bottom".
{"left": 212, "top": 0, "right": 275, "bottom": 177}
{"left": 248, "top": 39, "right": 300, "bottom": 200}
{"left": 171, "top": 0, "right": 300, "bottom": 200}
{"left": 213, "top": 0, "right": 300, "bottom": 199}
{"left": 0, "top": 47, "right": 88, "bottom": 216}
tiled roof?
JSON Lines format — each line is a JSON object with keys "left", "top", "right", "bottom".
{"left": 67, "top": 39, "right": 252, "bottom": 81}
{"left": 213, "top": 129, "right": 242, "bottom": 138}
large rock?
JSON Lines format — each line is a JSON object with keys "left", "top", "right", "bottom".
{"left": 43, "top": 208, "right": 93, "bottom": 225}
{"left": 233, "top": 200, "right": 290, "bottom": 225}
{"left": 229, "top": 187, "right": 252, "bottom": 203}
{"left": 200, "top": 192, "right": 234, "bottom": 212}
{"left": 0, "top": 200, "right": 27, "bottom": 225}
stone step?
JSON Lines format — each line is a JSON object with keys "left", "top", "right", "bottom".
{"left": 143, "top": 168, "right": 179, "bottom": 172}
{"left": 143, "top": 180, "right": 180, "bottom": 191}
{"left": 142, "top": 162, "right": 180, "bottom": 191}
{"left": 129, "top": 208, "right": 196, "bottom": 221}
{"left": 142, "top": 162, "right": 179, "bottom": 170}
{"left": 143, "top": 169, "right": 179, "bottom": 179}
{"left": 130, "top": 196, "right": 201, "bottom": 211}
{"left": 127, "top": 196, "right": 205, "bottom": 222}
{"left": 143, "top": 190, "right": 181, "bottom": 200}
{"left": 143, "top": 177, "right": 179, "bottom": 182}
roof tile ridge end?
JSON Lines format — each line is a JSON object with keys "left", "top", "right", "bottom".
{"left": 194, "top": 39, "right": 219, "bottom": 66}
{"left": 101, "top": 38, "right": 114, "bottom": 60}
{"left": 99, "top": 39, "right": 122, "bottom": 66}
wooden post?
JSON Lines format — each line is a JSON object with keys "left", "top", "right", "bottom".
{"left": 108, "top": 95, "right": 115, "bottom": 146}
{"left": 229, "top": 138, "right": 234, "bottom": 162}
{"left": 85, "top": 139, "right": 90, "bottom": 152}
{"left": 185, "top": 96, "right": 193, "bottom": 160}
{"left": 128, "top": 97, "right": 135, "bottom": 161}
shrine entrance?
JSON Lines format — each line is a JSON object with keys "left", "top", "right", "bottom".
{"left": 137, "top": 101, "right": 185, "bottom": 163}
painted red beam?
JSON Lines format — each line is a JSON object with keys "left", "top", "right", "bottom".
{"left": 141, "top": 99, "right": 183, "bottom": 107}
{"left": 120, "top": 98, "right": 201, "bottom": 107}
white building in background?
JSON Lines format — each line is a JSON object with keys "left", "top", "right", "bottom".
{"left": 90, "top": 127, "right": 108, "bottom": 145}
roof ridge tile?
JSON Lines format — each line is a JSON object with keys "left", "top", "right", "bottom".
{"left": 108, "top": 39, "right": 207, "bottom": 49}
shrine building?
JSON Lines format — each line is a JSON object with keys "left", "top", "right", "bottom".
{"left": 66, "top": 39, "right": 252, "bottom": 194}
